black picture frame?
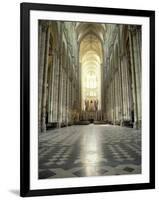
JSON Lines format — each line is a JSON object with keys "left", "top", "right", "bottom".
{"left": 20, "top": 2, "right": 155, "bottom": 197}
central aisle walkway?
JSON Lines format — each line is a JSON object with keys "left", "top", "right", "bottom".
{"left": 39, "top": 124, "right": 141, "bottom": 179}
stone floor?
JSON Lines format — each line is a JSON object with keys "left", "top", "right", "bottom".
{"left": 38, "top": 124, "right": 141, "bottom": 179}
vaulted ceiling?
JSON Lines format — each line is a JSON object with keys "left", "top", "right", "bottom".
{"left": 76, "top": 22, "right": 106, "bottom": 63}
{"left": 75, "top": 22, "right": 106, "bottom": 43}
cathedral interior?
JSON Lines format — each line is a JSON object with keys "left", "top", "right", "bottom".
{"left": 38, "top": 20, "right": 141, "bottom": 179}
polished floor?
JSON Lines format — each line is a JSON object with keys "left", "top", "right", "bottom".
{"left": 38, "top": 124, "right": 141, "bottom": 179}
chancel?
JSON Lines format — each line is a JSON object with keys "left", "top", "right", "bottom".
{"left": 38, "top": 20, "right": 141, "bottom": 179}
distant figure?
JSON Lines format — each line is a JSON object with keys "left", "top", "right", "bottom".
{"left": 85, "top": 99, "right": 89, "bottom": 111}
{"left": 94, "top": 100, "right": 98, "bottom": 111}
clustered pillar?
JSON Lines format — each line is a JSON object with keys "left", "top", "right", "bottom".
{"left": 38, "top": 21, "right": 79, "bottom": 133}
{"left": 104, "top": 25, "right": 141, "bottom": 129}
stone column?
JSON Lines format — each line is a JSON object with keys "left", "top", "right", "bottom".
{"left": 66, "top": 75, "right": 69, "bottom": 124}
{"left": 41, "top": 24, "right": 50, "bottom": 132}
{"left": 63, "top": 71, "right": 67, "bottom": 123}
{"left": 115, "top": 71, "right": 119, "bottom": 123}
{"left": 49, "top": 49, "right": 58, "bottom": 123}
{"left": 118, "top": 55, "right": 123, "bottom": 126}
{"left": 65, "top": 56, "right": 69, "bottom": 126}
{"left": 38, "top": 21, "right": 48, "bottom": 132}
{"left": 132, "top": 27, "right": 141, "bottom": 128}
{"left": 114, "top": 51, "right": 120, "bottom": 125}
{"left": 117, "top": 29, "right": 124, "bottom": 126}
{"left": 117, "top": 70, "right": 120, "bottom": 123}
{"left": 128, "top": 26, "right": 138, "bottom": 128}
{"left": 58, "top": 67, "right": 64, "bottom": 127}
{"left": 122, "top": 55, "right": 131, "bottom": 122}
{"left": 121, "top": 55, "right": 126, "bottom": 122}
{"left": 53, "top": 50, "right": 59, "bottom": 123}
{"left": 120, "top": 53, "right": 131, "bottom": 125}
{"left": 100, "top": 62, "right": 104, "bottom": 115}
{"left": 47, "top": 59, "right": 53, "bottom": 123}
{"left": 57, "top": 24, "right": 63, "bottom": 128}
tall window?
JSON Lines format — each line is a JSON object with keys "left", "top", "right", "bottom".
{"left": 86, "top": 72, "right": 97, "bottom": 89}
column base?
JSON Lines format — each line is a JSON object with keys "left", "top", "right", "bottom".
{"left": 133, "top": 120, "right": 142, "bottom": 129}
{"left": 122, "top": 120, "right": 133, "bottom": 128}
{"left": 41, "top": 122, "right": 46, "bottom": 132}
{"left": 57, "top": 122, "right": 62, "bottom": 128}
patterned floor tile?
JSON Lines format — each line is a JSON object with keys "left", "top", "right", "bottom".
{"left": 39, "top": 124, "right": 141, "bottom": 179}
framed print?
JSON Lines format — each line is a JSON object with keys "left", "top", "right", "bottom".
{"left": 20, "top": 2, "right": 155, "bottom": 197}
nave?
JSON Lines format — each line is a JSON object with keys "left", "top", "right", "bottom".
{"left": 38, "top": 21, "right": 141, "bottom": 132}
{"left": 38, "top": 20, "right": 142, "bottom": 178}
